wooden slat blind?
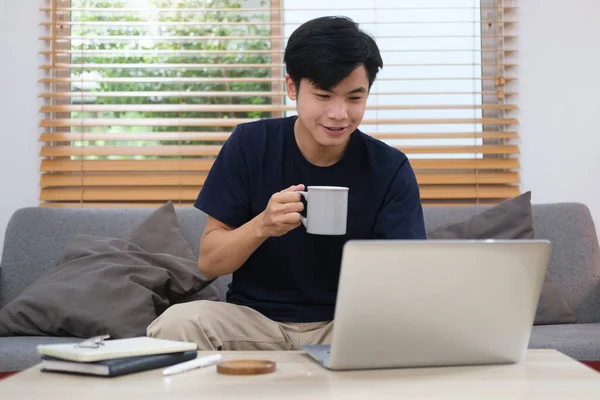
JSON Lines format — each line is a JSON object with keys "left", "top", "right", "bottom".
{"left": 39, "top": 0, "right": 519, "bottom": 208}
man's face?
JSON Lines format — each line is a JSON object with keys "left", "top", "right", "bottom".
{"left": 286, "top": 66, "right": 369, "bottom": 149}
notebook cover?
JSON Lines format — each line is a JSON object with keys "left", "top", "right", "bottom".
{"left": 41, "top": 350, "right": 198, "bottom": 377}
{"left": 37, "top": 337, "right": 197, "bottom": 362}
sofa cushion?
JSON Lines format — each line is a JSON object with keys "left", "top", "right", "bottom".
{"left": 529, "top": 324, "right": 600, "bottom": 361}
{"left": 427, "top": 192, "right": 576, "bottom": 325}
{"left": 427, "top": 192, "right": 534, "bottom": 240}
{"left": 0, "top": 205, "right": 210, "bottom": 309}
{"left": 0, "top": 202, "right": 219, "bottom": 339}
{"left": 0, "top": 336, "right": 81, "bottom": 372}
{"left": 117, "top": 201, "right": 197, "bottom": 262}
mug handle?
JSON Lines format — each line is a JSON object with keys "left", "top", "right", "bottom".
{"left": 298, "top": 191, "right": 308, "bottom": 227}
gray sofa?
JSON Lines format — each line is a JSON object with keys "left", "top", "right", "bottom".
{"left": 1, "top": 202, "right": 600, "bottom": 372}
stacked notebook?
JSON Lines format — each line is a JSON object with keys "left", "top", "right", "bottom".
{"left": 37, "top": 337, "right": 198, "bottom": 377}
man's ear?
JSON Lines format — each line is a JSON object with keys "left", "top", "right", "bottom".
{"left": 285, "top": 74, "right": 297, "bottom": 101}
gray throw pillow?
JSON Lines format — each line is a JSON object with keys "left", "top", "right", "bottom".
{"left": 427, "top": 192, "right": 576, "bottom": 325}
{"left": 0, "top": 202, "right": 219, "bottom": 338}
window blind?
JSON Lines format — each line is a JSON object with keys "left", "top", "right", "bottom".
{"left": 39, "top": 0, "right": 518, "bottom": 208}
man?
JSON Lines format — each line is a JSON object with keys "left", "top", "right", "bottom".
{"left": 147, "top": 16, "right": 426, "bottom": 350}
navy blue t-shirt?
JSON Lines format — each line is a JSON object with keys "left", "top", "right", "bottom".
{"left": 195, "top": 116, "right": 426, "bottom": 322}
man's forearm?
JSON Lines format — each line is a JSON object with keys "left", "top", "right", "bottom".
{"left": 197, "top": 215, "right": 268, "bottom": 279}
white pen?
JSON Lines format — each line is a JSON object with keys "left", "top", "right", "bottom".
{"left": 162, "top": 354, "right": 222, "bottom": 376}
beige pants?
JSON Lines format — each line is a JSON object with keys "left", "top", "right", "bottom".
{"left": 147, "top": 300, "right": 333, "bottom": 351}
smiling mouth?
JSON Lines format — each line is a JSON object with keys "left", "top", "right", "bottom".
{"left": 322, "top": 125, "right": 348, "bottom": 134}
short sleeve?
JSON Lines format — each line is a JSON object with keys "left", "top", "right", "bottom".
{"left": 194, "top": 125, "right": 251, "bottom": 227}
{"left": 371, "top": 159, "right": 427, "bottom": 239}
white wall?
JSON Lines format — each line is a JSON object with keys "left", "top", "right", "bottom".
{"left": 0, "top": 0, "right": 599, "bottom": 261}
{"left": 0, "top": 0, "right": 42, "bottom": 260}
{"left": 518, "top": 0, "right": 600, "bottom": 235}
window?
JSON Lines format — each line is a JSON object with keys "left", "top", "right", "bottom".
{"left": 39, "top": 0, "right": 518, "bottom": 207}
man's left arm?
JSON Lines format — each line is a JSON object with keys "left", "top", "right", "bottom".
{"left": 371, "top": 158, "right": 427, "bottom": 239}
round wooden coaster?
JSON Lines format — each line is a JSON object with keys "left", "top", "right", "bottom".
{"left": 216, "top": 359, "right": 277, "bottom": 375}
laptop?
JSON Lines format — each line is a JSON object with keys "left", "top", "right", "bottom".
{"left": 301, "top": 239, "right": 551, "bottom": 370}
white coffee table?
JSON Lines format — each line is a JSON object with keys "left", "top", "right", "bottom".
{"left": 1, "top": 349, "right": 600, "bottom": 399}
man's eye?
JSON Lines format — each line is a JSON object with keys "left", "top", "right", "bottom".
{"left": 349, "top": 97, "right": 362, "bottom": 101}
{"left": 316, "top": 94, "right": 330, "bottom": 99}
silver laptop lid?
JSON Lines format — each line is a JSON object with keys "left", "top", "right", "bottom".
{"left": 328, "top": 240, "right": 551, "bottom": 370}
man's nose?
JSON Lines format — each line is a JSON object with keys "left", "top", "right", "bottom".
{"left": 327, "top": 101, "right": 348, "bottom": 120}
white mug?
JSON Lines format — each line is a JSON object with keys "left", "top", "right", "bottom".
{"left": 298, "top": 186, "right": 348, "bottom": 235}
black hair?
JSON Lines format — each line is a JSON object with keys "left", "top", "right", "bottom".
{"left": 284, "top": 16, "right": 383, "bottom": 92}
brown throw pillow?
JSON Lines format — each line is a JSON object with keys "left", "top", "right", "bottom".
{"left": 427, "top": 192, "right": 576, "bottom": 325}
{"left": 0, "top": 202, "right": 219, "bottom": 338}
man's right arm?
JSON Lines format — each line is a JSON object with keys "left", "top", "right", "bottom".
{"left": 198, "top": 184, "right": 305, "bottom": 279}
